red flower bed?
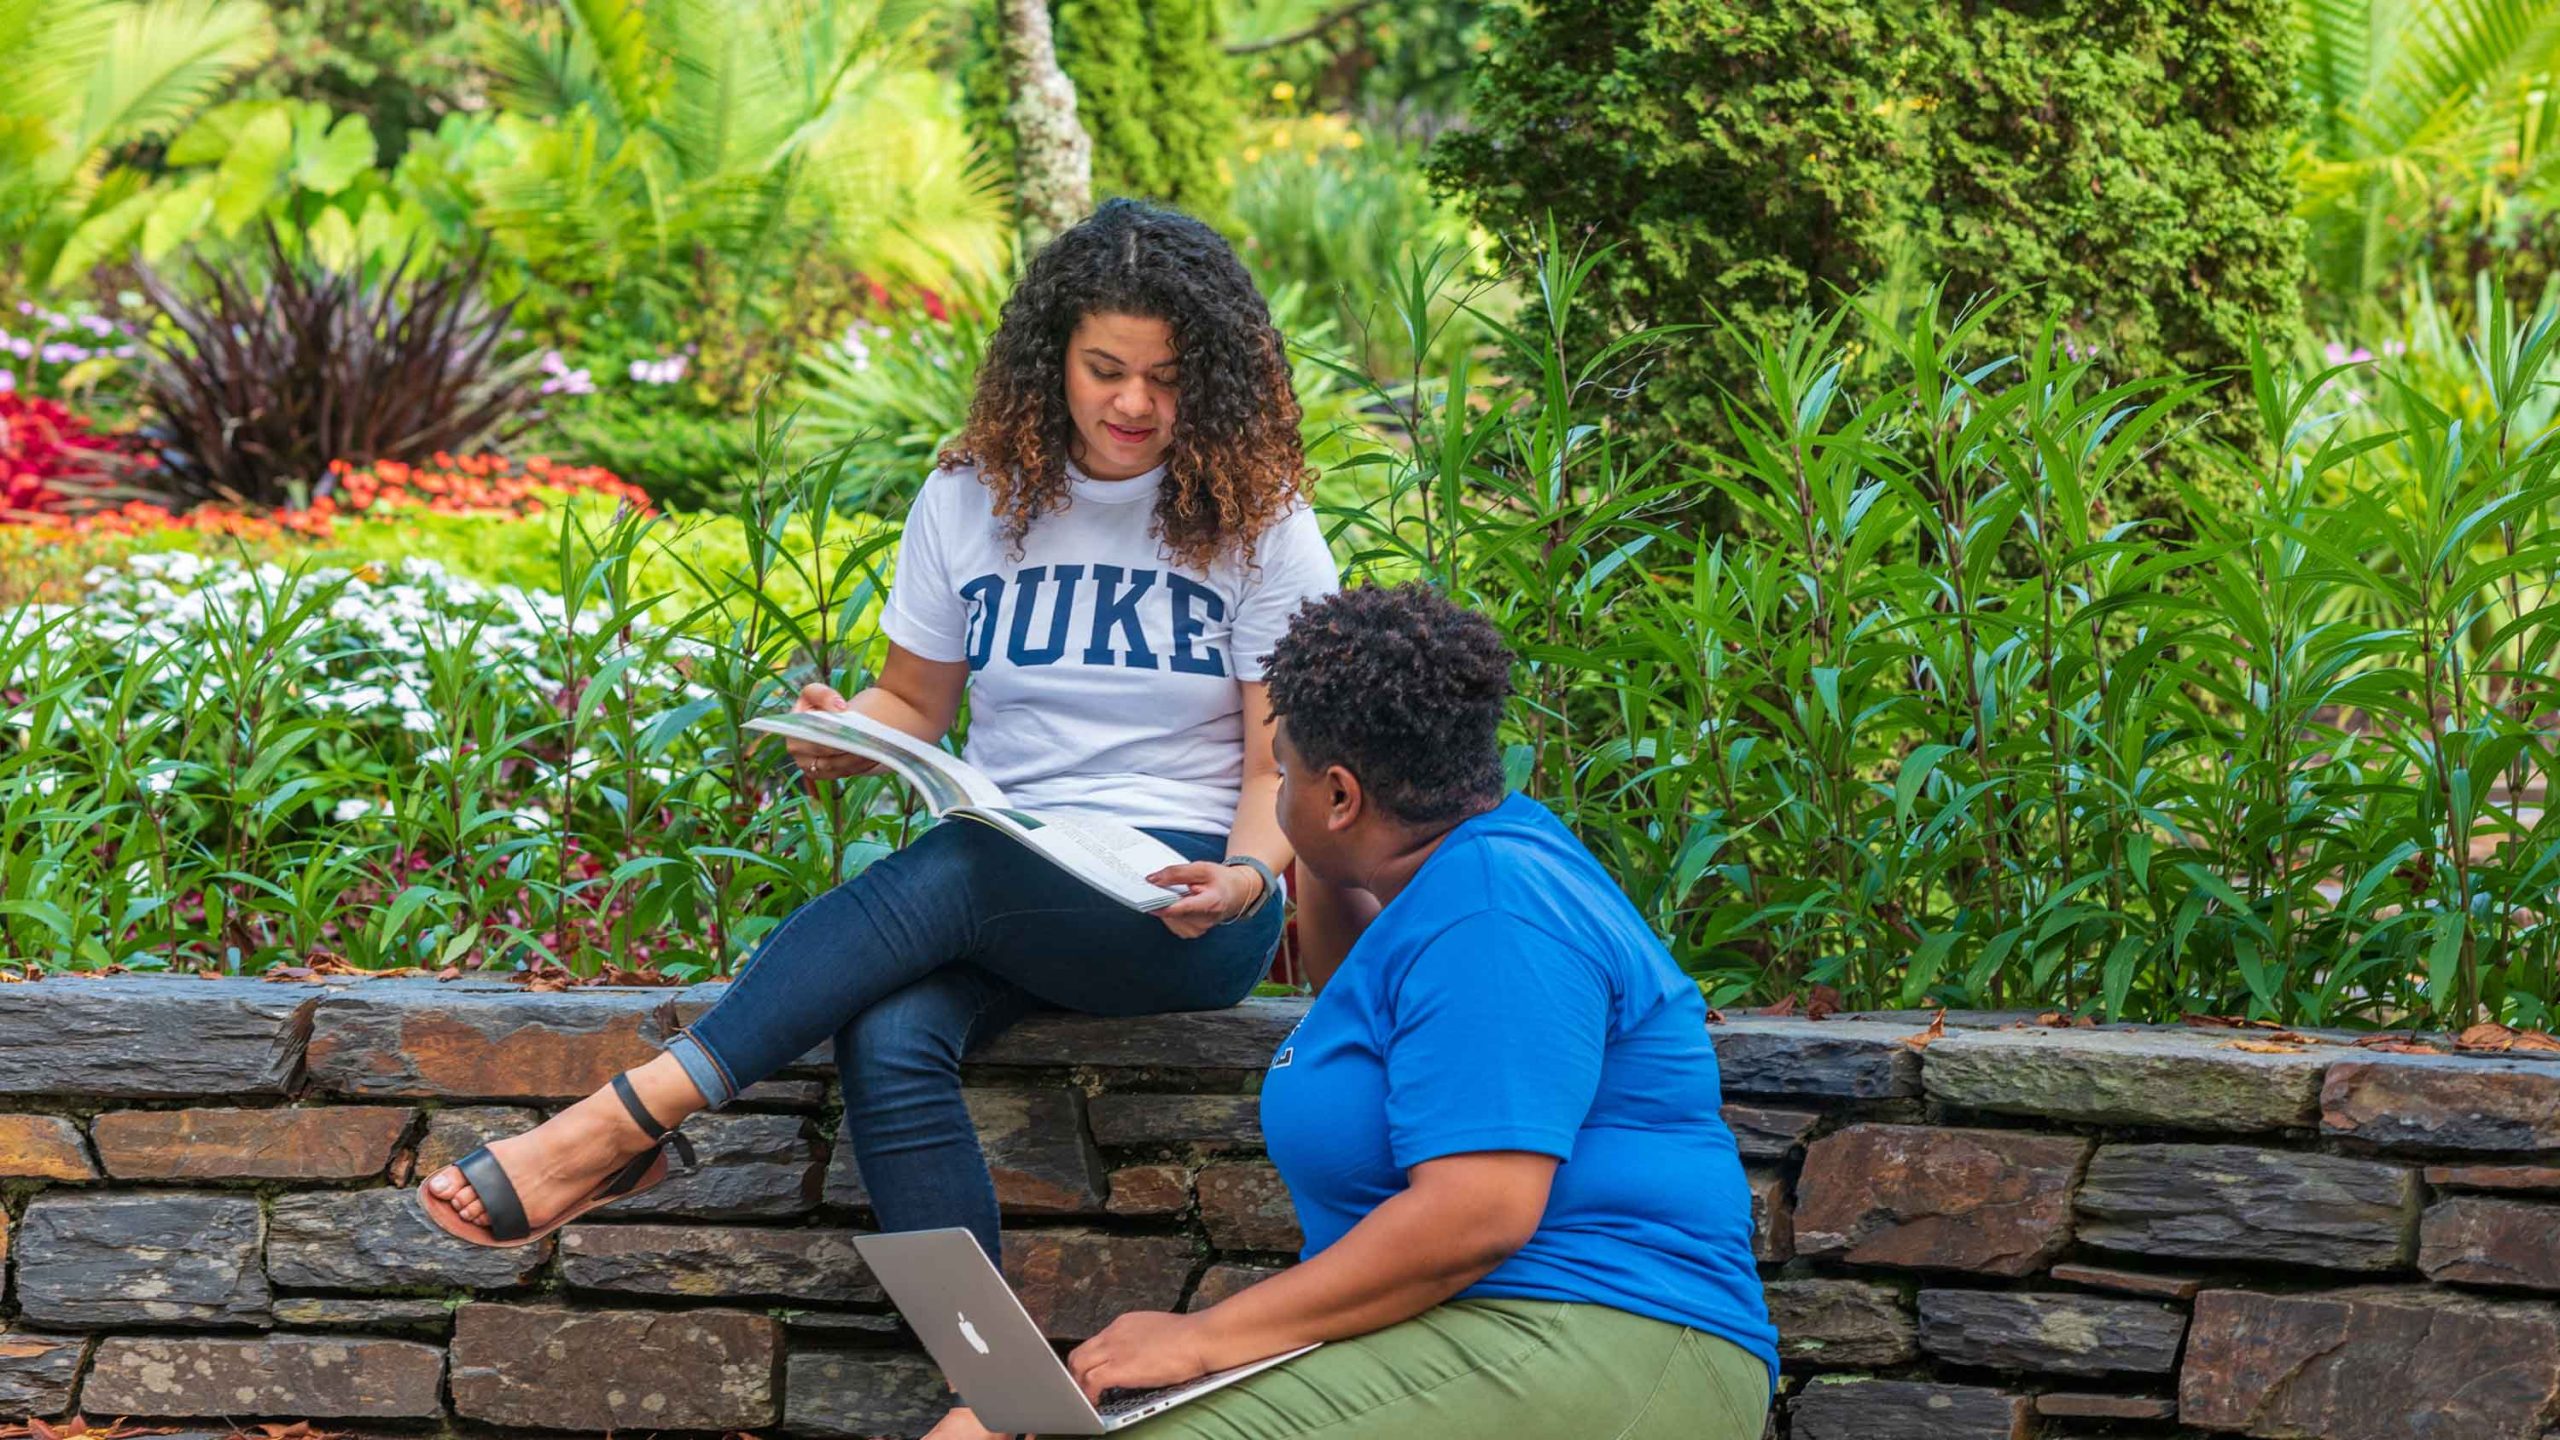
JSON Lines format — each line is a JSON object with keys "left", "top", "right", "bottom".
{"left": 17, "top": 453, "right": 650, "bottom": 542}
{"left": 0, "top": 393, "right": 134, "bottom": 519}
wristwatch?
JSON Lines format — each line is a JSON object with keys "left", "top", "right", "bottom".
{"left": 1220, "top": 855, "right": 1280, "bottom": 922}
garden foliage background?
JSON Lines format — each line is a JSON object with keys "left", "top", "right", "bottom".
{"left": 10, "top": 0, "right": 2560, "bottom": 1037}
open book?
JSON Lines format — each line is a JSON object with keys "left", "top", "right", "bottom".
{"left": 747, "top": 707, "right": 1189, "bottom": 913}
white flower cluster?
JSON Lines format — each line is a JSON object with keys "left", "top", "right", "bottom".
{"left": 37, "top": 551, "right": 716, "bottom": 740}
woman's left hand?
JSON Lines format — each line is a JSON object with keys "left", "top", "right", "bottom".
{"left": 1068, "top": 1310, "right": 1219, "bottom": 1401}
{"left": 1147, "top": 861, "right": 1265, "bottom": 939}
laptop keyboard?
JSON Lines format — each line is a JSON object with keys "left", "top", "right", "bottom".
{"left": 1097, "top": 1385, "right": 1182, "bottom": 1420}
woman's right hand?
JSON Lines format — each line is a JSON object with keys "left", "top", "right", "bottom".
{"left": 785, "top": 683, "right": 884, "bottom": 781}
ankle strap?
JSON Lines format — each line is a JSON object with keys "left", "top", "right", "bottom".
{"left": 610, "top": 1073, "right": 670, "bottom": 1141}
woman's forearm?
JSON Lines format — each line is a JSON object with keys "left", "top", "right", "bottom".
{"left": 1184, "top": 1178, "right": 1525, "bottom": 1368}
{"left": 847, "top": 682, "right": 951, "bottom": 744}
{"left": 1224, "top": 771, "right": 1291, "bottom": 871}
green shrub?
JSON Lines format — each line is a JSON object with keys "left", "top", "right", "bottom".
{"left": 1430, "top": 0, "right": 2309, "bottom": 515}
{"left": 1055, "top": 0, "right": 1239, "bottom": 217}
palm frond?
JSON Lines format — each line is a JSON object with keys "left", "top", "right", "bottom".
{"left": 71, "top": 0, "right": 274, "bottom": 161}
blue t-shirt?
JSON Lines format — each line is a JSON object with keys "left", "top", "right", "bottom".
{"left": 1259, "top": 793, "right": 1779, "bottom": 1392}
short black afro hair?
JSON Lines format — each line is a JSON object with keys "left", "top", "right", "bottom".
{"left": 1262, "top": 584, "right": 1516, "bottom": 825}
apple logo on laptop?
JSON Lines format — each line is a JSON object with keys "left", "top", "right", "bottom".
{"left": 957, "top": 1313, "right": 990, "bottom": 1355}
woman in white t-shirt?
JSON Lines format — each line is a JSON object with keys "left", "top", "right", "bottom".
{"left": 421, "top": 200, "right": 1345, "bottom": 1261}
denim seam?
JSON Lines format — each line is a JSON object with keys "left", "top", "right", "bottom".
{"left": 666, "top": 1028, "right": 739, "bottom": 1107}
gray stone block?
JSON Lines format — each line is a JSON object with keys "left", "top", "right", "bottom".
{"left": 0, "top": 1332, "right": 88, "bottom": 1416}
{"left": 16, "top": 1192, "right": 269, "bottom": 1328}
{"left": 558, "top": 1223, "right": 883, "bottom": 1304}
{"left": 1088, "top": 1093, "right": 1265, "bottom": 1150}
{"left": 268, "top": 1188, "right": 549, "bottom": 1291}
{"left": 1917, "top": 1289, "right": 2186, "bottom": 1376}
{"left": 1926, "top": 1026, "right": 2327, "bottom": 1131}
{"left": 2076, "top": 1143, "right": 2420, "bottom": 1270}
{"left": 0, "top": 977, "right": 309, "bottom": 1097}
{"left": 784, "top": 1350, "right": 949, "bottom": 1439}
{"left": 1788, "top": 1378, "right": 2029, "bottom": 1440}
{"left": 606, "top": 1111, "right": 821, "bottom": 1219}
{"left": 972, "top": 999, "right": 1306, "bottom": 1070}
{"left": 828, "top": 1090, "right": 1103, "bottom": 1216}
{"left": 1710, "top": 1020, "right": 1924, "bottom": 1099}
{"left": 305, "top": 980, "right": 679, "bottom": 1101}
{"left": 2323, "top": 1052, "right": 2560, "bottom": 1152}
{"left": 449, "top": 1303, "right": 779, "bottom": 1431}
{"left": 1764, "top": 1280, "right": 1916, "bottom": 1370}
{"left": 84, "top": 1335, "right": 446, "bottom": 1419}
{"left": 270, "top": 1297, "right": 456, "bottom": 1332}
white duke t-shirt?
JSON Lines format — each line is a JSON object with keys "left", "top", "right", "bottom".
{"left": 879, "top": 460, "right": 1339, "bottom": 835}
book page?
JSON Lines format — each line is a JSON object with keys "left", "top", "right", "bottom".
{"left": 745, "top": 710, "right": 1008, "bottom": 815}
{"left": 954, "top": 808, "right": 1189, "bottom": 912}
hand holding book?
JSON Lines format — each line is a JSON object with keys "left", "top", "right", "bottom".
{"left": 782, "top": 684, "right": 887, "bottom": 782}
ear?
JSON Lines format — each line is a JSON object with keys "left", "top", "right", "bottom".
{"left": 1325, "top": 763, "right": 1363, "bottom": 832}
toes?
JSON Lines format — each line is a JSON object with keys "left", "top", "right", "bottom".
{"left": 425, "top": 1167, "right": 457, "bottom": 1197}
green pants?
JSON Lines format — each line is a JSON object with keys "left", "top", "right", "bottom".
{"left": 1118, "top": 1299, "right": 1771, "bottom": 1440}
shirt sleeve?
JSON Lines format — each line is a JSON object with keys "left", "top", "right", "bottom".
{"left": 878, "top": 471, "right": 967, "bottom": 662}
{"left": 1229, "top": 504, "right": 1339, "bottom": 682}
{"left": 1384, "top": 910, "right": 1610, "bottom": 1169}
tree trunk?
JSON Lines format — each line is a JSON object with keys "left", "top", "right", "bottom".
{"left": 996, "top": 0, "right": 1093, "bottom": 254}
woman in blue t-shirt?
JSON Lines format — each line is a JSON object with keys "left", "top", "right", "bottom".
{"left": 931, "top": 584, "right": 1777, "bottom": 1440}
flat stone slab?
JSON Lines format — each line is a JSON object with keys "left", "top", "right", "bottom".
{"left": 84, "top": 1335, "right": 445, "bottom": 1419}
{"left": 0, "top": 1115, "right": 97, "bottom": 1179}
{"left": 1107, "top": 1163, "right": 1192, "bottom": 1217}
{"left": 0, "top": 977, "right": 309, "bottom": 1097}
{"left": 971, "top": 998, "right": 1307, "bottom": 1070}
{"left": 1789, "top": 1378, "right": 2031, "bottom": 1440}
{"left": 1795, "top": 1124, "right": 2089, "bottom": 1276}
{"left": 1926, "top": 1027, "right": 2327, "bottom": 1131}
{"left": 2420, "top": 1195, "right": 2560, "bottom": 1292}
{"left": 93, "top": 1105, "right": 411, "bottom": 1181}
{"left": 1088, "top": 1093, "right": 1264, "bottom": 1150}
{"left": 1725, "top": 1104, "right": 1823, "bottom": 1161}
{"left": 607, "top": 1111, "right": 820, "bottom": 1219}
{"left": 449, "top": 1302, "right": 779, "bottom": 1430}
{"left": 306, "top": 981, "right": 677, "bottom": 1100}
{"left": 2425, "top": 1163, "right": 2560, "bottom": 1194}
{"left": 826, "top": 1090, "right": 1105, "bottom": 1216}
{"left": 784, "top": 1350, "right": 947, "bottom": 1440}
{"left": 1709, "top": 1020, "right": 1924, "bottom": 1099}
{"left": 0, "top": 1332, "right": 88, "bottom": 1416}
{"left": 15, "top": 1192, "right": 269, "bottom": 1328}
{"left": 2047, "top": 1262, "right": 2205, "bottom": 1301}
{"left": 268, "top": 1188, "right": 550, "bottom": 1290}
{"left": 558, "top": 1223, "right": 883, "bottom": 1304}
{"left": 1199, "top": 1162, "right": 1301, "bottom": 1254}
{"left": 1764, "top": 1280, "right": 1916, "bottom": 1369}
{"left": 2181, "top": 1285, "right": 2560, "bottom": 1438}
{"left": 1003, "top": 1229, "right": 1196, "bottom": 1341}
{"left": 399, "top": 1104, "right": 539, "bottom": 1185}
{"left": 270, "top": 1297, "right": 454, "bottom": 1331}
{"left": 1186, "top": 1262, "right": 1285, "bottom": 1312}
{"left": 2322, "top": 1052, "right": 2560, "bottom": 1152}
{"left": 2034, "top": 1393, "right": 2178, "bottom": 1420}
{"left": 1917, "top": 1290, "right": 2186, "bottom": 1376}
{"left": 2076, "top": 1143, "right": 2419, "bottom": 1270}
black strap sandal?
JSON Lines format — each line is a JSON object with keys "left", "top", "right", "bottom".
{"left": 418, "top": 1072, "right": 698, "bottom": 1248}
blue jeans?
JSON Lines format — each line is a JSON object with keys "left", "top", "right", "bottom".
{"left": 665, "top": 820, "right": 1281, "bottom": 1259}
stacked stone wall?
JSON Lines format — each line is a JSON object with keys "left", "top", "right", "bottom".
{"left": 0, "top": 978, "right": 2546, "bottom": 1437}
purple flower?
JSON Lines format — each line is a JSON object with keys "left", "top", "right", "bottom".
{"left": 2323, "top": 341, "right": 2375, "bottom": 366}
{"left": 77, "top": 315, "right": 114, "bottom": 337}
{"left": 0, "top": 370, "right": 14, "bottom": 393}
{"left": 2382, "top": 338, "right": 2407, "bottom": 358}
{"left": 38, "top": 343, "right": 88, "bottom": 365}
{"left": 628, "top": 354, "right": 689, "bottom": 385}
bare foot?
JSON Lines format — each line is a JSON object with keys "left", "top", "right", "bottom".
{"left": 919, "top": 1406, "right": 1011, "bottom": 1440}
{"left": 422, "top": 1054, "right": 705, "bottom": 1234}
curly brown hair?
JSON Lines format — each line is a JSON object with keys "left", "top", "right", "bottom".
{"left": 937, "top": 199, "right": 1312, "bottom": 571}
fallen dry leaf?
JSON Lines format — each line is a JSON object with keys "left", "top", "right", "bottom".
{"left": 2357, "top": 1040, "right": 2446, "bottom": 1054}
{"left": 2223, "top": 1039, "right": 2309, "bottom": 1053}
{"left": 1804, "top": 984, "right": 1843, "bottom": 1021}
{"left": 1705, "top": 1007, "right": 1727, "bottom": 1025}
{"left": 2455, "top": 1022, "right": 2560, "bottom": 1055}
{"left": 1899, "top": 1008, "right": 1950, "bottom": 1051}
{"left": 2180, "top": 1014, "right": 2288, "bottom": 1031}
{"left": 1758, "top": 995, "right": 1799, "bottom": 1019}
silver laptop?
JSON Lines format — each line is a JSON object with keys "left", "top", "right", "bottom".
{"left": 853, "top": 1228, "right": 1318, "bottom": 1434}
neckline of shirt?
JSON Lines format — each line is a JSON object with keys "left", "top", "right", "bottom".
{"left": 1066, "top": 457, "right": 1168, "bottom": 505}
